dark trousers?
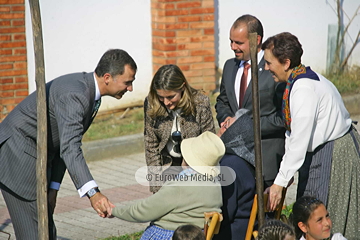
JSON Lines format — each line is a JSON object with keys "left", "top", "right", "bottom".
{"left": 0, "top": 183, "right": 56, "bottom": 240}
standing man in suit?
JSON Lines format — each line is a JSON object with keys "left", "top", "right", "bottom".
{"left": 215, "top": 15, "right": 285, "bottom": 188}
{"left": 0, "top": 49, "right": 137, "bottom": 240}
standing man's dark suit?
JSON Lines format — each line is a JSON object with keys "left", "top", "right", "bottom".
{"left": 215, "top": 15, "right": 285, "bottom": 188}
{"left": 0, "top": 49, "right": 137, "bottom": 240}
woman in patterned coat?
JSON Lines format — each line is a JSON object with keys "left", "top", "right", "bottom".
{"left": 144, "top": 64, "right": 215, "bottom": 193}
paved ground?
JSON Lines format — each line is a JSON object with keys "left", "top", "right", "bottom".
{"left": 0, "top": 150, "right": 298, "bottom": 240}
{"left": 0, "top": 114, "right": 358, "bottom": 240}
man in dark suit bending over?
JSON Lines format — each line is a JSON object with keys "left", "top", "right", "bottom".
{"left": 0, "top": 49, "right": 137, "bottom": 240}
{"left": 215, "top": 15, "right": 285, "bottom": 188}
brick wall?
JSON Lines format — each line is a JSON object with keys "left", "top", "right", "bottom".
{"left": 0, "top": 0, "right": 28, "bottom": 121}
{"left": 151, "top": 0, "right": 216, "bottom": 93}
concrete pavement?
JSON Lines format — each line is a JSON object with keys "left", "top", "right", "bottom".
{"left": 0, "top": 149, "right": 298, "bottom": 240}
{"left": 0, "top": 114, "right": 358, "bottom": 239}
{"left": 0, "top": 152, "right": 152, "bottom": 240}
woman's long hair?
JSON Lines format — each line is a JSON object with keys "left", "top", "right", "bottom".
{"left": 147, "top": 64, "right": 198, "bottom": 118}
{"left": 290, "top": 196, "right": 324, "bottom": 239}
{"left": 256, "top": 219, "right": 295, "bottom": 240}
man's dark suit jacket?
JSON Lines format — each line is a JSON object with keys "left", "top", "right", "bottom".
{"left": 213, "top": 154, "right": 256, "bottom": 240}
{"left": 215, "top": 57, "right": 285, "bottom": 186}
{"left": 0, "top": 72, "right": 97, "bottom": 200}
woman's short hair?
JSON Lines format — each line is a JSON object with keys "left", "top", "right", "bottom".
{"left": 147, "top": 64, "right": 198, "bottom": 118}
{"left": 262, "top": 32, "right": 303, "bottom": 69}
{"left": 256, "top": 220, "right": 295, "bottom": 240}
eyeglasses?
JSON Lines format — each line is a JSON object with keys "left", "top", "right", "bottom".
{"left": 171, "top": 130, "right": 182, "bottom": 154}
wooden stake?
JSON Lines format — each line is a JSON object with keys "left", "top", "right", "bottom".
{"left": 28, "top": 0, "right": 49, "bottom": 239}
{"left": 249, "top": 32, "right": 265, "bottom": 227}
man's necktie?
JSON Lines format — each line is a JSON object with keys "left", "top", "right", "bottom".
{"left": 92, "top": 99, "right": 101, "bottom": 120}
{"left": 239, "top": 62, "right": 251, "bottom": 108}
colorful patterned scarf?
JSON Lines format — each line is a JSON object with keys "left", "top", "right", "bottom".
{"left": 282, "top": 64, "right": 319, "bottom": 131}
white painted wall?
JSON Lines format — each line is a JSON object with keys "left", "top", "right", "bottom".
{"left": 25, "top": 0, "right": 152, "bottom": 111}
{"left": 26, "top": 0, "right": 359, "bottom": 111}
{"left": 217, "top": 0, "right": 360, "bottom": 74}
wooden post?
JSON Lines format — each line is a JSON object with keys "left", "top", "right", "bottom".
{"left": 28, "top": 0, "right": 49, "bottom": 239}
{"left": 249, "top": 32, "right": 265, "bottom": 227}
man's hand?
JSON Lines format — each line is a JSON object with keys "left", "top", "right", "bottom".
{"left": 48, "top": 188, "right": 58, "bottom": 214}
{"left": 268, "top": 184, "right": 284, "bottom": 211}
{"left": 89, "top": 192, "right": 115, "bottom": 218}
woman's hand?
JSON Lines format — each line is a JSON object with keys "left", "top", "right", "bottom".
{"left": 268, "top": 184, "right": 284, "bottom": 211}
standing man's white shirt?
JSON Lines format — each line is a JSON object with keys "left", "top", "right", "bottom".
{"left": 234, "top": 50, "right": 264, "bottom": 105}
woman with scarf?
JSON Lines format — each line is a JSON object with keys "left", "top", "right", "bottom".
{"left": 144, "top": 64, "right": 215, "bottom": 193}
{"left": 263, "top": 32, "right": 359, "bottom": 239}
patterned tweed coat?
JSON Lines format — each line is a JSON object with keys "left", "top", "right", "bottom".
{"left": 144, "top": 92, "right": 215, "bottom": 192}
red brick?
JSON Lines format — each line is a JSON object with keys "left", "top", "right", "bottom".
{"left": 202, "top": 68, "right": 216, "bottom": 76}
{"left": 190, "top": 22, "right": 214, "bottom": 29}
{"left": 177, "top": 56, "right": 202, "bottom": 64}
{"left": 0, "top": 41, "right": 25, "bottom": 48}
{"left": 0, "top": 91, "right": 14, "bottom": 98}
{"left": 203, "top": 42, "right": 214, "bottom": 48}
{"left": 13, "top": 33, "right": 25, "bottom": 40}
{"left": 202, "top": 0, "right": 214, "bottom": 7}
{"left": 15, "top": 76, "right": 27, "bottom": 82}
{"left": 151, "top": 2, "right": 174, "bottom": 9}
{"left": 14, "top": 48, "right": 26, "bottom": 55}
{"left": 0, "top": 26, "right": 25, "bottom": 33}
{"left": 165, "top": 10, "right": 189, "bottom": 16}
{"left": 153, "top": 42, "right": 177, "bottom": 51}
{"left": 0, "top": 20, "right": 11, "bottom": 26}
{"left": 153, "top": 16, "right": 176, "bottom": 23}
{"left": 2, "top": 97, "right": 24, "bottom": 105}
{"left": 177, "top": 42, "right": 202, "bottom": 50}
{"left": 191, "top": 49, "right": 215, "bottom": 56}
{"left": 190, "top": 35, "right": 214, "bottom": 42}
{"left": 204, "top": 56, "right": 215, "bottom": 62}
{"left": 176, "top": 29, "right": 201, "bottom": 37}
{"left": 5, "top": 104, "right": 16, "bottom": 113}
{"left": 204, "top": 28, "right": 214, "bottom": 35}
{"left": 0, "top": 69, "right": 27, "bottom": 77}
{"left": 178, "top": 65, "right": 190, "bottom": 71}
{"left": 14, "top": 62, "right": 26, "bottom": 69}
{"left": 152, "top": 50, "right": 166, "bottom": 57}
{"left": 153, "top": 57, "right": 167, "bottom": 65}
{"left": 189, "top": 8, "right": 214, "bottom": 14}
{"left": 183, "top": 70, "right": 203, "bottom": 77}
{"left": 0, "top": 63, "right": 13, "bottom": 70}
{"left": 0, "top": 6, "right": 10, "bottom": 12}
{"left": 0, "top": 35, "right": 11, "bottom": 41}
{"left": 0, "top": 55, "right": 27, "bottom": 62}
{"left": 202, "top": 15, "right": 214, "bottom": 21}
{"left": 176, "top": 37, "right": 190, "bottom": 44}
{"left": 16, "top": 90, "right": 28, "bottom": 96}
{"left": 0, "top": 49, "right": 12, "bottom": 55}
{"left": 153, "top": 37, "right": 177, "bottom": 44}
{"left": 0, "top": 13, "right": 24, "bottom": 19}
{"left": 165, "top": 59, "right": 176, "bottom": 64}
{"left": 152, "top": 30, "right": 176, "bottom": 37}
{"left": 165, "top": 23, "right": 188, "bottom": 30}
{"left": 0, "top": 0, "right": 24, "bottom": 4}
{"left": 2, "top": 83, "right": 28, "bottom": 91}
{"left": 11, "top": 5, "right": 25, "bottom": 11}
{"left": 178, "top": 16, "right": 201, "bottom": 22}
{"left": 176, "top": 2, "right": 201, "bottom": 8}
{"left": 12, "top": 19, "right": 24, "bottom": 26}
{"left": 0, "top": 78, "right": 13, "bottom": 84}
{"left": 164, "top": 50, "right": 189, "bottom": 58}
{"left": 190, "top": 62, "right": 214, "bottom": 70}
{"left": 202, "top": 82, "right": 216, "bottom": 91}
